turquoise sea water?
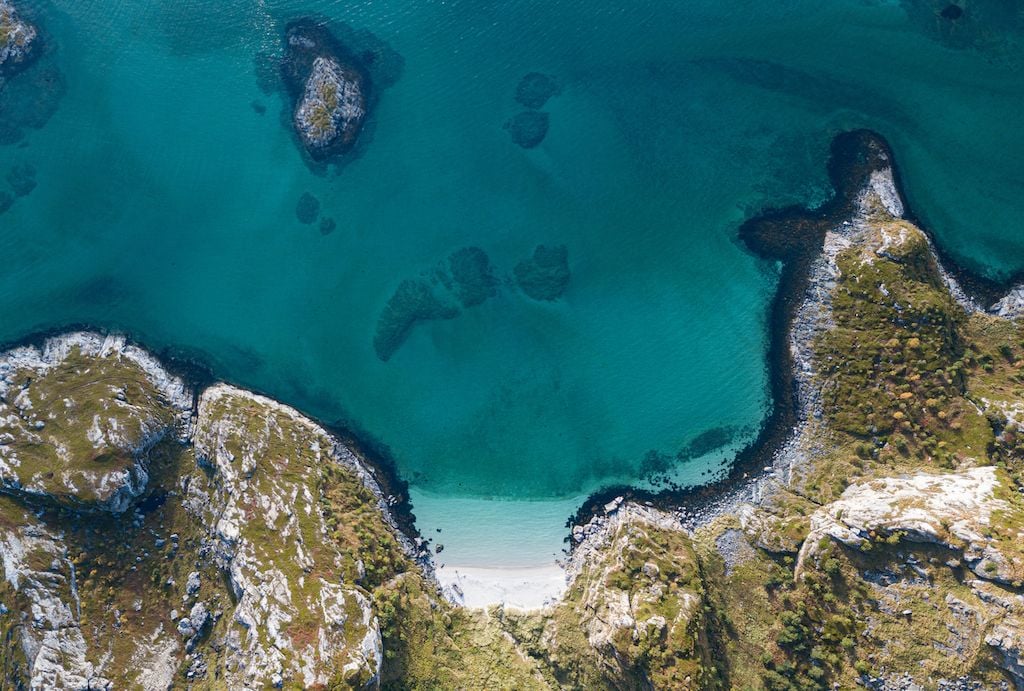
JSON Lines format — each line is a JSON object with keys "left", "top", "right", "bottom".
{"left": 2, "top": 0, "right": 1023, "bottom": 564}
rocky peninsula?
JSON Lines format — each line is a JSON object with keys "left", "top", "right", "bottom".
{"left": 282, "top": 20, "right": 369, "bottom": 161}
{"left": 3, "top": 132, "right": 1024, "bottom": 688}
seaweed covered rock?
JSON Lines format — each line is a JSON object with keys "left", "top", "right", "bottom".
{"left": 0, "top": 333, "right": 191, "bottom": 512}
{"left": 514, "top": 244, "right": 571, "bottom": 301}
{"left": 515, "top": 72, "right": 561, "bottom": 110}
{"left": 505, "top": 110, "right": 549, "bottom": 149}
{"left": 373, "top": 279, "right": 460, "bottom": 361}
{"left": 283, "top": 20, "right": 369, "bottom": 161}
{"left": 0, "top": 0, "right": 37, "bottom": 76}
{"left": 448, "top": 246, "right": 498, "bottom": 308}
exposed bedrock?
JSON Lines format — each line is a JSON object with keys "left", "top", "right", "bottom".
{"left": 283, "top": 20, "right": 369, "bottom": 161}
{"left": 0, "top": 333, "right": 408, "bottom": 688}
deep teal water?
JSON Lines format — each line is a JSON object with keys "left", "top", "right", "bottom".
{"left": 2, "top": 0, "right": 1024, "bottom": 561}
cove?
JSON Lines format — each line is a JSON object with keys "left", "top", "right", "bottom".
{"left": 2, "top": 0, "right": 1024, "bottom": 569}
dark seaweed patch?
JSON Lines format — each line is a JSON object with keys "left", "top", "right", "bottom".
{"left": 0, "top": 57, "right": 65, "bottom": 146}
{"left": 448, "top": 247, "right": 498, "bottom": 308}
{"left": 373, "top": 280, "right": 460, "bottom": 362}
{"left": 319, "top": 216, "right": 336, "bottom": 236}
{"left": 504, "top": 111, "right": 549, "bottom": 149}
{"left": 515, "top": 72, "right": 561, "bottom": 110}
{"left": 513, "top": 244, "right": 570, "bottom": 301}
{"left": 6, "top": 163, "right": 36, "bottom": 197}
{"left": 295, "top": 192, "right": 320, "bottom": 224}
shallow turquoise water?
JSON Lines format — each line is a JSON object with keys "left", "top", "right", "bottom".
{"left": 2, "top": 0, "right": 1024, "bottom": 561}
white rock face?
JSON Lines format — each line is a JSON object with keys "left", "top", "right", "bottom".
{"left": 991, "top": 284, "right": 1024, "bottom": 320}
{"left": 0, "top": 501, "right": 111, "bottom": 690}
{"left": 294, "top": 56, "right": 366, "bottom": 153}
{"left": 799, "top": 467, "right": 1024, "bottom": 584}
{"left": 191, "top": 384, "right": 384, "bottom": 688}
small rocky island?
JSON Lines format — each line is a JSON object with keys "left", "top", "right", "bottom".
{"left": 0, "top": 0, "right": 38, "bottom": 76}
{"left": 282, "top": 20, "right": 369, "bottom": 161}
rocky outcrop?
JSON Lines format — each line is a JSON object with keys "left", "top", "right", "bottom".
{"left": 799, "top": 467, "right": 1024, "bottom": 584}
{"left": 0, "top": 333, "right": 191, "bottom": 512}
{"left": 0, "top": 497, "right": 110, "bottom": 689}
{"left": 0, "top": 334, "right": 410, "bottom": 689}
{"left": 191, "top": 384, "right": 384, "bottom": 688}
{"left": 542, "top": 505, "right": 712, "bottom": 689}
{"left": 284, "top": 20, "right": 369, "bottom": 161}
{"left": 0, "top": 0, "right": 37, "bottom": 76}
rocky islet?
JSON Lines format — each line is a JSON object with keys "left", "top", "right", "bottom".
{"left": 0, "top": 0, "right": 37, "bottom": 77}
{"left": 282, "top": 20, "right": 370, "bottom": 162}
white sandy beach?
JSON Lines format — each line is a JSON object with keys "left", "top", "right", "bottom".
{"left": 435, "top": 564, "right": 567, "bottom": 610}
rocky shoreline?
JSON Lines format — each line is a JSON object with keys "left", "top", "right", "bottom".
{"left": 566, "top": 129, "right": 1024, "bottom": 536}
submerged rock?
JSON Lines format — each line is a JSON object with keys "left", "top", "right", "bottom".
{"left": 513, "top": 244, "right": 570, "bottom": 301}
{"left": 0, "top": 0, "right": 38, "bottom": 76}
{"left": 283, "top": 20, "right": 369, "bottom": 161}
{"left": 515, "top": 72, "right": 561, "bottom": 110}
{"left": 295, "top": 191, "right": 320, "bottom": 224}
{"left": 448, "top": 246, "right": 498, "bottom": 308}
{"left": 373, "top": 279, "right": 459, "bottom": 361}
{"left": 319, "top": 215, "right": 337, "bottom": 235}
{"left": 6, "top": 161, "right": 35, "bottom": 197}
{"left": 505, "top": 110, "right": 549, "bottom": 149}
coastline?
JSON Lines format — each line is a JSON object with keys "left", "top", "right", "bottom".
{"left": 4, "top": 131, "right": 1024, "bottom": 613}
{"left": 570, "top": 130, "right": 1024, "bottom": 533}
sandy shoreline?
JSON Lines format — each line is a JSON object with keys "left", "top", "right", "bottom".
{"left": 436, "top": 564, "right": 567, "bottom": 610}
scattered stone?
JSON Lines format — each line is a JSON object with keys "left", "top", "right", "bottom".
{"left": 250, "top": 100, "right": 266, "bottom": 115}
{"left": 505, "top": 110, "right": 549, "bottom": 149}
{"left": 185, "top": 571, "right": 201, "bottom": 598}
{"left": 318, "top": 216, "right": 336, "bottom": 236}
{"left": 515, "top": 72, "right": 561, "bottom": 109}
{"left": 295, "top": 192, "right": 320, "bottom": 224}
{"left": 514, "top": 244, "right": 571, "bottom": 301}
